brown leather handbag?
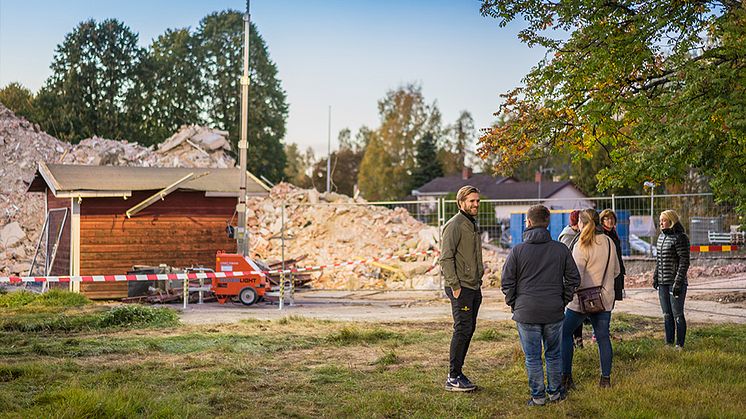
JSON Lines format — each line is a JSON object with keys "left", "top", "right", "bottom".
{"left": 576, "top": 238, "right": 612, "bottom": 314}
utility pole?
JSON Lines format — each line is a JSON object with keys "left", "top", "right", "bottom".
{"left": 326, "top": 105, "right": 331, "bottom": 193}
{"left": 236, "top": 0, "right": 251, "bottom": 256}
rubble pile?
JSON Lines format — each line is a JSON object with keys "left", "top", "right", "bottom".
{"left": 0, "top": 103, "right": 71, "bottom": 276}
{"left": 244, "top": 183, "right": 505, "bottom": 290}
{"left": 0, "top": 103, "right": 234, "bottom": 276}
{"left": 626, "top": 262, "right": 746, "bottom": 288}
{"left": 0, "top": 102, "right": 500, "bottom": 288}
{"left": 156, "top": 125, "right": 234, "bottom": 168}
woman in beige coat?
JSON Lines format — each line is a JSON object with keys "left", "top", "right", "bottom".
{"left": 561, "top": 209, "right": 621, "bottom": 390}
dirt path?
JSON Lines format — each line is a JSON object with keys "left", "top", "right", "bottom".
{"left": 179, "top": 273, "right": 746, "bottom": 325}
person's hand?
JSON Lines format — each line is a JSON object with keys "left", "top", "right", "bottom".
{"left": 672, "top": 282, "right": 682, "bottom": 297}
{"left": 453, "top": 288, "right": 461, "bottom": 298}
{"left": 653, "top": 279, "right": 659, "bottom": 290}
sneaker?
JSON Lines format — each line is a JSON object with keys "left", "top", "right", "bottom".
{"left": 527, "top": 397, "right": 546, "bottom": 406}
{"left": 445, "top": 375, "right": 476, "bottom": 392}
{"left": 459, "top": 374, "right": 476, "bottom": 388}
{"left": 599, "top": 376, "right": 611, "bottom": 388}
{"left": 548, "top": 391, "right": 567, "bottom": 403}
{"left": 674, "top": 345, "right": 684, "bottom": 351}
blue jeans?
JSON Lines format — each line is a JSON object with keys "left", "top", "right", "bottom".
{"left": 561, "top": 309, "right": 613, "bottom": 377}
{"left": 658, "top": 283, "right": 687, "bottom": 347}
{"left": 516, "top": 320, "right": 563, "bottom": 399}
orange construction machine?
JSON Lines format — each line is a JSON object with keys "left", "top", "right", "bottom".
{"left": 212, "top": 251, "right": 269, "bottom": 305}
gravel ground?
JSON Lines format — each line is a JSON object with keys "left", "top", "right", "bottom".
{"left": 179, "top": 272, "right": 746, "bottom": 325}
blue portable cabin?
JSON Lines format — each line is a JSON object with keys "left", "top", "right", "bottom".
{"left": 510, "top": 209, "right": 574, "bottom": 247}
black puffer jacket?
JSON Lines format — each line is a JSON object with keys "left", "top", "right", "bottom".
{"left": 654, "top": 222, "right": 690, "bottom": 286}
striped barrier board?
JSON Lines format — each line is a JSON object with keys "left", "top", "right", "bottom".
{"left": 0, "top": 250, "right": 438, "bottom": 284}
{"left": 690, "top": 245, "right": 740, "bottom": 252}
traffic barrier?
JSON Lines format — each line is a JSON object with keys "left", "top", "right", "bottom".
{"left": 0, "top": 250, "right": 438, "bottom": 284}
{"left": 690, "top": 245, "right": 740, "bottom": 252}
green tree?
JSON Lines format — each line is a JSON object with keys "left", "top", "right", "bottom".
{"left": 412, "top": 132, "right": 444, "bottom": 190}
{"left": 197, "top": 11, "right": 288, "bottom": 182}
{"left": 36, "top": 19, "right": 146, "bottom": 143}
{"left": 136, "top": 28, "right": 205, "bottom": 145}
{"left": 283, "top": 143, "right": 314, "bottom": 188}
{"left": 358, "top": 84, "right": 441, "bottom": 200}
{"left": 439, "top": 111, "right": 474, "bottom": 175}
{"left": 358, "top": 133, "right": 397, "bottom": 201}
{"left": 478, "top": 1, "right": 746, "bottom": 217}
{"left": 312, "top": 148, "right": 364, "bottom": 197}
{"left": 0, "top": 82, "right": 38, "bottom": 121}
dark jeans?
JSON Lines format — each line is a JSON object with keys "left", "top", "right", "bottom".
{"left": 658, "top": 283, "right": 687, "bottom": 347}
{"left": 516, "top": 320, "right": 563, "bottom": 400}
{"left": 445, "top": 287, "right": 482, "bottom": 378}
{"left": 562, "top": 309, "right": 613, "bottom": 377}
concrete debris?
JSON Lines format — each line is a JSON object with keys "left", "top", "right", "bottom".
{"left": 0, "top": 222, "right": 25, "bottom": 248}
{"left": 155, "top": 125, "right": 234, "bottom": 168}
{"left": 244, "top": 182, "right": 506, "bottom": 290}
{"left": 0, "top": 102, "right": 234, "bottom": 276}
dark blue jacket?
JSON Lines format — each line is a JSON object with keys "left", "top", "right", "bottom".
{"left": 501, "top": 227, "right": 581, "bottom": 324}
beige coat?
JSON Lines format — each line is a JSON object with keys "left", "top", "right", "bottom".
{"left": 568, "top": 233, "right": 621, "bottom": 312}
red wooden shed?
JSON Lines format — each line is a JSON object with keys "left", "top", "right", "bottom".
{"left": 27, "top": 162, "right": 269, "bottom": 298}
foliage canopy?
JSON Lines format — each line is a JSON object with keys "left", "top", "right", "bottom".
{"left": 478, "top": 1, "right": 746, "bottom": 216}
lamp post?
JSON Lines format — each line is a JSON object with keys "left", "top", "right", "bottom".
{"left": 644, "top": 181, "right": 656, "bottom": 257}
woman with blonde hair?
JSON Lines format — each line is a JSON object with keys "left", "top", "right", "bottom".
{"left": 561, "top": 208, "right": 620, "bottom": 390}
{"left": 653, "top": 209, "right": 690, "bottom": 348}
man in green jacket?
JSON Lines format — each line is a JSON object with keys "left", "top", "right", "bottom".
{"left": 440, "top": 185, "right": 484, "bottom": 392}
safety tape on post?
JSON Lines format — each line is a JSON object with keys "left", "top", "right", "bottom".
{"left": 0, "top": 249, "right": 439, "bottom": 284}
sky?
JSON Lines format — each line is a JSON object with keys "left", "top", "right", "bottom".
{"left": 0, "top": 0, "right": 545, "bottom": 157}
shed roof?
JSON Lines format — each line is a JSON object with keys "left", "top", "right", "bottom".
{"left": 27, "top": 162, "right": 270, "bottom": 197}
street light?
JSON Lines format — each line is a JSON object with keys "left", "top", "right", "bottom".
{"left": 644, "top": 181, "right": 656, "bottom": 256}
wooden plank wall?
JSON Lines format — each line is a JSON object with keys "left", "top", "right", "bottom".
{"left": 46, "top": 189, "right": 71, "bottom": 276}
{"left": 78, "top": 190, "right": 237, "bottom": 298}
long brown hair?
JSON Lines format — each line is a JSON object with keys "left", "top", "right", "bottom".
{"left": 578, "top": 208, "right": 600, "bottom": 249}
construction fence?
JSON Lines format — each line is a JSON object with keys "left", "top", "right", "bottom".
{"left": 280, "top": 193, "right": 742, "bottom": 260}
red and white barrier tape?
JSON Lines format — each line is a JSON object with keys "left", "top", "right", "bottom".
{"left": 0, "top": 249, "right": 438, "bottom": 284}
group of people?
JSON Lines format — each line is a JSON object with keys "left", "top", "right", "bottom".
{"left": 439, "top": 186, "right": 691, "bottom": 405}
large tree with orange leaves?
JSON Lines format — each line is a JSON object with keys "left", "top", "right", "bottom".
{"left": 478, "top": 1, "right": 746, "bottom": 217}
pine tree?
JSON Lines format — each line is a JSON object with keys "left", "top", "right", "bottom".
{"left": 411, "top": 132, "right": 443, "bottom": 190}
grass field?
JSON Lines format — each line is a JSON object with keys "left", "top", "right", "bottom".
{"left": 0, "top": 291, "right": 744, "bottom": 418}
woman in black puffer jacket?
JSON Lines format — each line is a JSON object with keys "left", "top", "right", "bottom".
{"left": 653, "top": 209, "right": 690, "bottom": 348}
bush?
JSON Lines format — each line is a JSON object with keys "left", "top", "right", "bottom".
{"left": 97, "top": 305, "right": 179, "bottom": 329}
{"left": 35, "top": 290, "right": 91, "bottom": 307}
{"left": 0, "top": 290, "right": 90, "bottom": 308}
{"left": 0, "top": 291, "right": 38, "bottom": 308}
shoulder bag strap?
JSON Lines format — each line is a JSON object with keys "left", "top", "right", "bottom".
{"left": 601, "top": 236, "right": 611, "bottom": 286}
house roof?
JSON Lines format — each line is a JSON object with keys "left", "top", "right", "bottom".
{"left": 414, "top": 173, "right": 515, "bottom": 196}
{"left": 414, "top": 173, "right": 580, "bottom": 200}
{"left": 483, "top": 181, "right": 575, "bottom": 200}
{"left": 27, "top": 162, "right": 270, "bottom": 198}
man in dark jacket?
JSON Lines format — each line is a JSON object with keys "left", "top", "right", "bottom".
{"left": 440, "top": 185, "right": 484, "bottom": 392}
{"left": 502, "top": 205, "right": 581, "bottom": 406}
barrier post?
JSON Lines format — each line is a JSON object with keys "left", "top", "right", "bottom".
{"left": 183, "top": 277, "right": 188, "bottom": 309}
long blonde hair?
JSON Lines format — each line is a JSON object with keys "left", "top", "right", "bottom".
{"left": 578, "top": 208, "right": 600, "bottom": 249}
